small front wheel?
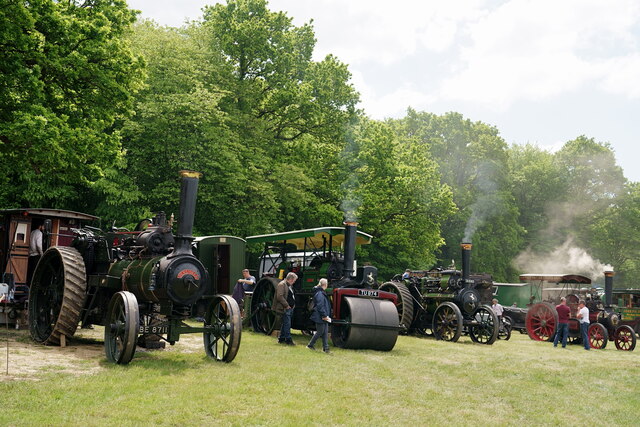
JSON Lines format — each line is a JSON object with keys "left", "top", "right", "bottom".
{"left": 614, "top": 325, "right": 636, "bottom": 351}
{"left": 433, "top": 302, "right": 463, "bottom": 342}
{"left": 104, "top": 291, "right": 139, "bottom": 365}
{"left": 204, "top": 295, "right": 242, "bottom": 362}
{"left": 469, "top": 305, "right": 499, "bottom": 345}
{"left": 588, "top": 322, "right": 608, "bottom": 349}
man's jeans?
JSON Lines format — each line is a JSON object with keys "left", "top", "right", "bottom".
{"left": 279, "top": 308, "right": 293, "bottom": 341}
{"left": 308, "top": 322, "right": 329, "bottom": 350}
{"left": 580, "top": 322, "right": 590, "bottom": 349}
{"left": 553, "top": 322, "right": 569, "bottom": 347}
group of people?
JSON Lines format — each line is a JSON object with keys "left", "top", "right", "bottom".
{"left": 231, "top": 269, "right": 332, "bottom": 353}
{"left": 553, "top": 297, "right": 591, "bottom": 350}
{"left": 272, "top": 272, "right": 332, "bottom": 353}
{"left": 491, "top": 296, "right": 592, "bottom": 350}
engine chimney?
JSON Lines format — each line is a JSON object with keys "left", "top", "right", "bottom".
{"left": 343, "top": 221, "right": 357, "bottom": 278}
{"left": 461, "top": 243, "right": 472, "bottom": 282}
{"left": 172, "top": 170, "right": 202, "bottom": 256}
{"left": 604, "top": 270, "right": 614, "bottom": 307}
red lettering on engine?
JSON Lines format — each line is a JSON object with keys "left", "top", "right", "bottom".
{"left": 177, "top": 269, "right": 200, "bottom": 280}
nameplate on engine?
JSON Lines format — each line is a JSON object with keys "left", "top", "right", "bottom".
{"left": 358, "top": 289, "right": 379, "bottom": 297}
{"left": 139, "top": 325, "right": 168, "bottom": 335}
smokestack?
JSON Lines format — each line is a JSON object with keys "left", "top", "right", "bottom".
{"left": 461, "top": 243, "right": 472, "bottom": 281}
{"left": 173, "top": 170, "right": 202, "bottom": 256}
{"left": 604, "top": 270, "right": 614, "bottom": 307}
{"left": 343, "top": 221, "right": 357, "bottom": 278}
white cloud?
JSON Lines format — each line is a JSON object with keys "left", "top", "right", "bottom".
{"left": 599, "top": 53, "right": 640, "bottom": 98}
{"left": 128, "top": 0, "right": 211, "bottom": 27}
{"left": 439, "top": 0, "right": 640, "bottom": 109}
{"left": 272, "top": 0, "right": 485, "bottom": 64}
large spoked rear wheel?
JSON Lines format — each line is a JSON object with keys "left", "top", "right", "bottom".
{"left": 250, "top": 277, "right": 280, "bottom": 334}
{"left": 588, "top": 322, "right": 608, "bottom": 349}
{"left": 614, "top": 325, "right": 636, "bottom": 351}
{"left": 433, "top": 302, "right": 463, "bottom": 342}
{"left": 379, "top": 281, "right": 414, "bottom": 333}
{"left": 525, "top": 302, "right": 557, "bottom": 342}
{"left": 469, "top": 305, "right": 499, "bottom": 345}
{"left": 29, "top": 247, "right": 87, "bottom": 345}
{"left": 204, "top": 295, "right": 242, "bottom": 362}
{"left": 105, "top": 291, "right": 139, "bottom": 365}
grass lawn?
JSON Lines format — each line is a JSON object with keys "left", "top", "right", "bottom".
{"left": 1, "top": 327, "right": 639, "bottom": 426}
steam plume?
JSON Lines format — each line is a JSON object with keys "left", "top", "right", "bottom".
{"left": 340, "top": 126, "right": 361, "bottom": 222}
{"left": 514, "top": 237, "right": 612, "bottom": 280}
{"left": 463, "top": 161, "right": 503, "bottom": 242}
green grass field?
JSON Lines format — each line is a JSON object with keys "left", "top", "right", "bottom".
{"left": 2, "top": 327, "right": 639, "bottom": 426}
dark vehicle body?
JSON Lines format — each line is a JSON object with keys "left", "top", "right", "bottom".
{"left": 0, "top": 208, "right": 97, "bottom": 324}
{"left": 523, "top": 272, "right": 635, "bottom": 350}
{"left": 381, "top": 243, "right": 499, "bottom": 345}
{"left": 27, "top": 171, "right": 241, "bottom": 364}
{"left": 612, "top": 289, "right": 640, "bottom": 334}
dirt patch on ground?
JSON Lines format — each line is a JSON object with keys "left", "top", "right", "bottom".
{"left": 0, "top": 327, "right": 105, "bottom": 382}
{"left": 0, "top": 325, "right": 207, "bottom": 382}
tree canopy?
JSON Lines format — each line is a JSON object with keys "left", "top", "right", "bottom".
{"left": 0, "top": 0, "right": 143, "bottom": 208}
{"left": 1, "top": 0, "right": 636, "bottom": 285}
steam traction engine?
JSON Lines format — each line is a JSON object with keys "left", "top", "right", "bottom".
{"left": 248, "top": 222, "right": 400, "bottom": 351}
{"left": 380, "top": 243, "right": 499, "bottom": 345}
{"left": 28, "top": 171, "right": 241, "bottom": 364}
{"left": 525, "top": 271, "right": 636, "bottom": 350}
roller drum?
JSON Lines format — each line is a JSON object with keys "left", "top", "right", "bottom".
{"left": 333, "top": 296, "right": 398, "bottom": 351}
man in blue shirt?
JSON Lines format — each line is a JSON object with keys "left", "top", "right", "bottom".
{"left": 231, "top": 269, "right": 256, "bottom": 308}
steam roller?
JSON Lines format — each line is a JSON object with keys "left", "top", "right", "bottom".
{"left": 331, "top": 292, "right": 399, "bottom": 350}
{"left": 247, "top": 222, "right": 401, "bottom": 351}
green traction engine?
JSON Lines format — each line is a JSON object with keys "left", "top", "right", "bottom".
{"left": 28, "top": 171, "right": 241, "bottom": 364}
{"left": 380, "top": 243, "right": 499, "bottom": 345}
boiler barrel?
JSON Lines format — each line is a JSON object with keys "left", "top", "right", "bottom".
{"left": 107, "top": 254, "right": 208, "bottom": 306}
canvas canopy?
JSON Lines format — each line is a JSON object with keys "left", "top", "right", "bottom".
{"left": 246, "top": 227, "right": 373, "bottom": 250}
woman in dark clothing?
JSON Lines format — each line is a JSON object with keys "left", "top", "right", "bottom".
{"left": 307, "top": 278, "right": 332, "bottom": 353}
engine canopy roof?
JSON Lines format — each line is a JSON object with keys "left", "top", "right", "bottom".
{"left": 246, "top": 227, "right": 373, "bottom": 250}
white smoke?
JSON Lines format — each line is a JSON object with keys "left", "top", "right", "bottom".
{"left": 340, "top": 176, "right": 361, "bottom": 223}
{"left": 514, "top": 237, "right": 613, "bottom": 280}
{"left": 340, "top": 127, "right": 361, "bottom": 223}
{"left": 463, "top": 161, "right": 503, "bottom": 242}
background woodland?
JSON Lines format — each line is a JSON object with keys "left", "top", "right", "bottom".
{"left": 2, "top": 0, "right": 638, "bottom": 284}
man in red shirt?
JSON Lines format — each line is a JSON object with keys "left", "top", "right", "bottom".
{"left": 553, "top": 297, "right": 571, "bottom": 348}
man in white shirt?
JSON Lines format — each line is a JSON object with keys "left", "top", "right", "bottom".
{"left": 577, "top": 300, "right": 590, "bottom": 350}
{"left": 491, "top": 298, "right": 504, "bottom": 320}
{"left": 27, "top": 223, "right": 45, "bottom": 284}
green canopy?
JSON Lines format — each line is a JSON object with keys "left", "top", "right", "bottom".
{"left": 246, "top": 227, "right": 373, "bottom": 250}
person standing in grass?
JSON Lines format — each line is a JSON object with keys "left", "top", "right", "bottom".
{"left": 273, "top": 272, "right": 297, "bottom": 345}
{"left": 491, "top": 298, "right": 504, "bottom": 321}
{"left": 307, "top": 278, "right": 332, "bottom": 353}
{"left": 577, "top": 300, "right": 590, "bottom": 350}
{"left": 553, "top": 297, "right": 571, "bottom": 348}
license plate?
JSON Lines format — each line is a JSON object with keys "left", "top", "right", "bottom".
{"left": 358, "top": 289, "right": 379, "bottom": 297}
{"left": 139, "top": 325, "right": 168, "bottom": 334}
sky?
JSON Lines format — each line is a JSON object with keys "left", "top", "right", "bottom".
{"left": 127, "top": 0, "right": 640, "bottom": 182}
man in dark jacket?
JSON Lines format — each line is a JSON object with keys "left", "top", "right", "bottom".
{"left": 273, "top": 272, "right": 297, "bottom": 345}
{"left": 307, "top": 278, "right": 332, "bottom": 353}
